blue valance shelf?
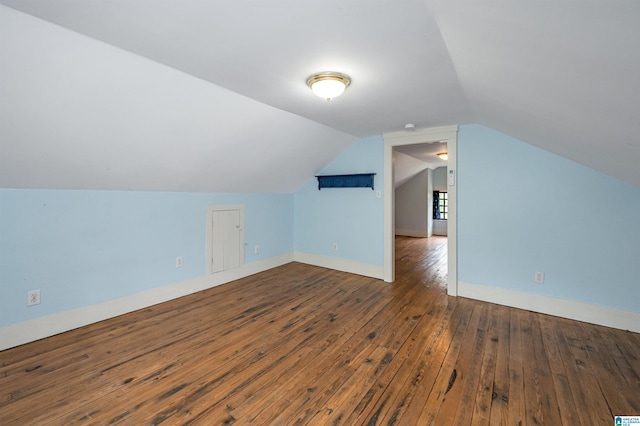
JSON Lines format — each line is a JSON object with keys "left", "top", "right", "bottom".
{"left": 316, "top": 173, "right": 376, "bottom": 190}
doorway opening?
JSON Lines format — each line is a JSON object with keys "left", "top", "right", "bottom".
{"left": 394, "top": 235, "right": 448, "bottom": 291}
{"left": 383, "top": 125, "right": 458, "bottom": 296}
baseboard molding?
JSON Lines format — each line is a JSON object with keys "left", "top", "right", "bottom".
{"left": 395, "top": 229, "right": 429, "bottom": 238}
{"left": 458, "top": 281, "right": 640, "bottom": 333}
{"left": 293, "top": 252, "right": 384, "bottom": 280}
{"left": 0, "top": 253, "right": 294, "bottom": 352}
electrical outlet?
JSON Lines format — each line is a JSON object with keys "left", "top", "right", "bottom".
{"left": 176, "top": 256, "right": 183, "bottom": 268}
{"left": 27, "top": 290, "right": 41, "bottom": 306}
{"left": 254, "top": 245, "right": 260, "bottom": 254}
{"left": 332, "top": 243, "right": 338, "bottom": 251}
{"left": 534, "top": 271, "right": 545, "bottom": 284}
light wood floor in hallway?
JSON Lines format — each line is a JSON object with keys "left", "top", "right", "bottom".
{"left": 1, "top": 236, "right": 639, "bottom": 425}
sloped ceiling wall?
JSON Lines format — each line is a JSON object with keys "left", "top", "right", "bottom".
{"left": 1, "top": 1, "right": 639, "bottom": 192}
{"left": 393, "top": 152, "right": 429, "bottom": 188}
{"left": 0, "top": 6, "right": 356, "bottom": 193}
{"left": 428, "top": 0, "right": 640, "bottom": 187}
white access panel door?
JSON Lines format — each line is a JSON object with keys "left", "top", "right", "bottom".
{"left": 207, "top": 206, "right": 244, "bottom": 274}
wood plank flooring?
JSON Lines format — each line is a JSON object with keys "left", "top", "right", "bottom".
{"left": 1, "top": 236, "right": 639, "bottom": 425}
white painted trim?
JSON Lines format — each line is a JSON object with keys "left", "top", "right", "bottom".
{"left": 206, "top": 204, "right": 245, "bottom": 275}
{"left": 383, "top": 125, "right": 458, "bottom": 297}
{"left": 458, "top": 281, "right": 640, "bottom": 333}
{"left": 293, "top": 252, "right": 384, "bottom": 280}
{"left": 0, "top": 253, "right": 294, "bottom": 351}
{"left": 395, "top": 229, "right": 429, "bottom": 238}
{"left": 383, "top": 141, "right": 395, "bottom": 282}
{"left": 444, "top": 135, "right": 457, "bottom": 296}
{"left": 383, "top": 125, "right": 459, "bottom": 145}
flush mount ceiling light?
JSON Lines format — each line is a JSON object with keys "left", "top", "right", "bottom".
{"left": 437, "top": 152, "right": 448, "bottom": 160}
{"left": 307, "top": 71, "right": 351, "bottom": 101}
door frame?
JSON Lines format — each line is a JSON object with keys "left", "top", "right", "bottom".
{"left": 206, "top": 204, "right": 245, "bottom": 275}
{"left": 383, "top": 125, "right": 458, "bottom": 296}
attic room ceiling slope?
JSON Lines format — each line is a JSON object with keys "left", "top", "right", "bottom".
{"left": 0, "top": 0, "right": 472, "bottom": 138}
{"left": 2, "top": 1, "right": 640, "bottom": 189}
{"left": 428, "top": 0, "right": 640, "bottom": 187}
{"left": 0, "top": 6, "right": 356, "bottom": 193}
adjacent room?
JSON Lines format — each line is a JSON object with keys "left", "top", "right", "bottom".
{"left": 1, "top": 1, "right": 639, "bottom": 424}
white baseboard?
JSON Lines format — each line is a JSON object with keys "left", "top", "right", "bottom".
{"left": 293, "top": 252, "right": 384, "bottom": 280}
{"left": 0, "top": 253, "right": 294, "bottom": 352}
{"left": 458, "top": 281, "right": 640, "bottom": 333}
{"left": 395, "top": 229, "right": 429, "bottom": 238}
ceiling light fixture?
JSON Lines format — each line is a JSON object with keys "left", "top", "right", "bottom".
{"left": 307, "top": 71, "right": 350, "bottom": 101}
{"left": 437, "top": 152, "right": 448, "bottom": 160}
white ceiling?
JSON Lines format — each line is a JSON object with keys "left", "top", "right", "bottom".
{"left": 1, "top": 1, "right": 639, "bottom": 192}
{"left": 394, "top": 142, "right": 448, "bottom": 187}
{"left": 395, "top": 142, "right": 448, "bottom": 169}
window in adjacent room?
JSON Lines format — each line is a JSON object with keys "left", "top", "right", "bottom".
{"left": 433, "top": 191, "right": 448, "bottom": 220}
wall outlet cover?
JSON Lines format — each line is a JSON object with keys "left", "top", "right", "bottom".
{"left": 28, "top": 289, "right": 41, "bottom": 306}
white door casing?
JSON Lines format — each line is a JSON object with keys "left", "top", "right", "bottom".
{"left": 383, "top": 125, "right": 458, "bottom": 296}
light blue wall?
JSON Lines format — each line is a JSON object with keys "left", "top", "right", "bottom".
{"left": 294, "top": 136, "right": 384, "bottom": 266}
{"left": 458, "top": 124, "right": 640, "bottom": 312}
{"left": 6, "top": 125, "right": 638, "bottom": 330}
{"left": 0, "top": 189, "right": 293, "bottom": 327}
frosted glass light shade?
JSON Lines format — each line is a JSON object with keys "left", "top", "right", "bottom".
{"left": 311, "top": 79, "right": 346, "bottom": 100}
{"left": 307, "top": 72, "right": 351, "bottom": 101}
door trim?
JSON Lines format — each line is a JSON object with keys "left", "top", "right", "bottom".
{"left": 383, "top": 125, "right": 458, "bottom": 296}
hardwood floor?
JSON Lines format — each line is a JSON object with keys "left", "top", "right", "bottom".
{"left": 1, "top": 236, "right": 639, "bottom": 425}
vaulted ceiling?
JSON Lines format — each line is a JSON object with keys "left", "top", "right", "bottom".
{"left": 1, "top": 1, "right": 639, "bottom": 192}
